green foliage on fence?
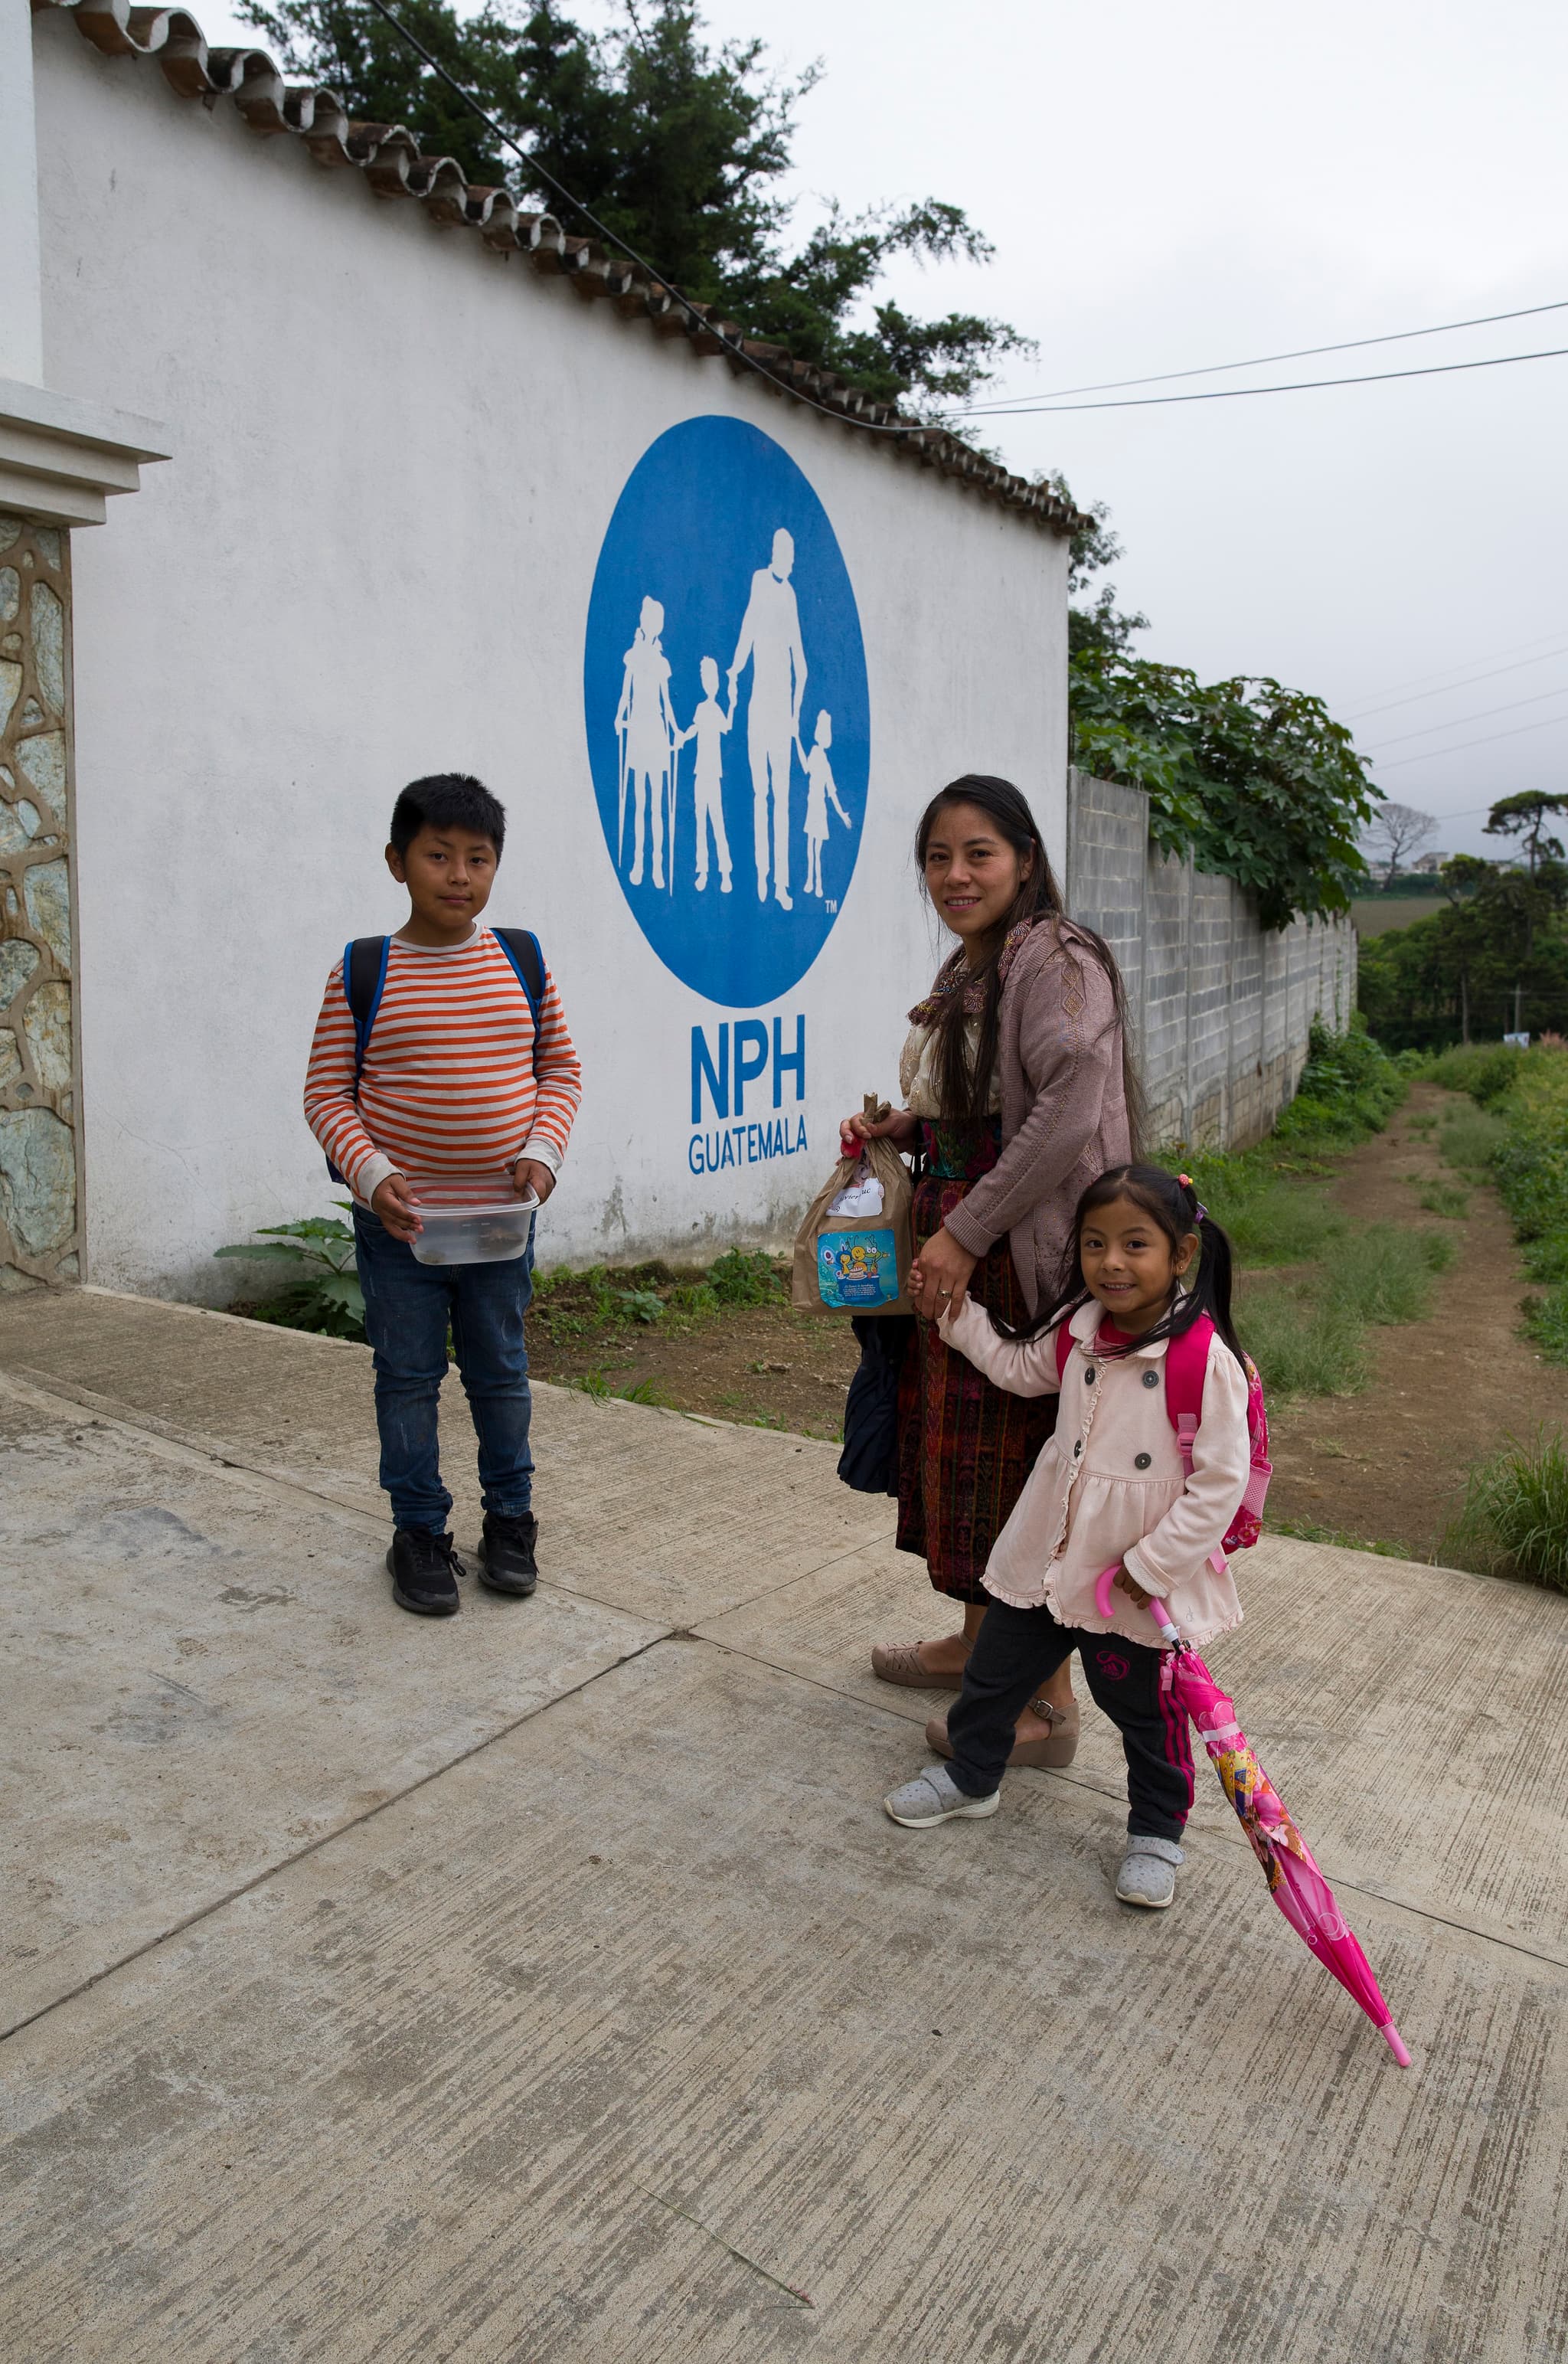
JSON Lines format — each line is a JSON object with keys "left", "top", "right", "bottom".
{"left": 1070, "top": 660, "right": 1379, "bottom": 930}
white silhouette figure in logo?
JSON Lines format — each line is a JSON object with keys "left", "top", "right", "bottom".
{"left": 727, "top": 526, "right": 807, "bottom": 911}
{"left": 797, "top": 707, "right": 852, "bottom": 898}
{"left": 614, "top": 594, "right": 678, "bottom": 891}
{"left": 676, "top": 655, "right": 734, "bottom": 894}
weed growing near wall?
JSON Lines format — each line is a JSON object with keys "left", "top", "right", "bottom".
{"left": 214, "top": 1210, "right": 364, "bottom": 1338}
{"left": 1272, "top": 1019, "right": 1415, "bottom": 1144}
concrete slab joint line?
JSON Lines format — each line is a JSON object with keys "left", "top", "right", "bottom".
{"left": 3, "top": 1291, "right": 1566, "bottom": 2362}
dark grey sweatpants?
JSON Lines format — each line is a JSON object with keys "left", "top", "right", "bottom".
{"left": 946, "top": 1596, "right": 1195, "bottom": 1842}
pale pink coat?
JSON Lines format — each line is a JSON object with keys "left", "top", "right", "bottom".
{"left": 937, "top": 1294, "right": 1253, "bottom": 1648}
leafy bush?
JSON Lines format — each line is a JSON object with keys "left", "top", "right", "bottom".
{"left": 1434, "top": 1041, "right": 1568, "bottom": 1365}
{"left": 214, "top": 1210, "right": 365, "bottom": 1339}
{"left": 1272, "top": 1020, "right": 1411, "bottom": 1144}
{"left": 1070, "top": 661, "right": 1377, "bottom": 927}
{"left": 1524, "top": 1288, "right": 1568, "bottom": 1359}
{"left": 708, "top": 1247, "right": 786, "bottom": 1305}
{"left": 1489, "top": 1052, "right": 1568, "bottom": 1241}
{"left": 1440, "top": 1430, "right": 1568, "bottom": 1591}
{"left": 1425, "top": 1045, "right": 1525, "bottom": 1104}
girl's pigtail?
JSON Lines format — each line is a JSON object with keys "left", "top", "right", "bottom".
{"left": 1176, "top": 1171, "right": 1246, "bottom": 1371}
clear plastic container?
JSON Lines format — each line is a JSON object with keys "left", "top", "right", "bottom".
{"left": 406, "top": 1183, "right": 538, "bottom": 1267}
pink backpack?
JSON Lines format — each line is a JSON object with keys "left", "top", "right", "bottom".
{"left": 1054, "top": 1312, "right": 1271, "bottom": 1571}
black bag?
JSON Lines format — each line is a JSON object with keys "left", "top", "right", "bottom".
{"left": 837, "top": 1313, "right": 915, "bottom": 1496}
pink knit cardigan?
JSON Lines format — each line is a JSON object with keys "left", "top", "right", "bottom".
{"left": 940, "top": 918, "right": 1132, "bottom": 1316}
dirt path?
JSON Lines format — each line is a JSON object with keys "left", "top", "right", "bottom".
{"left": 523, "top": 1081, "right": 1568, "bottom": 1551}
{"left": 526, "top": 1288, "right": 861, "bottom": 1439}
{"left": 1265, "top": 1080, "right": 1568, "bottom": 1556}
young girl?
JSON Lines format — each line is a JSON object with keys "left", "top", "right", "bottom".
{"left": 883, "top": 1164, "right": 1254, "bottom": 1911}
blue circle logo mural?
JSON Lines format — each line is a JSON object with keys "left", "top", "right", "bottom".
{"left": 584, "top": 415, "right": 870, "bottom": 1008}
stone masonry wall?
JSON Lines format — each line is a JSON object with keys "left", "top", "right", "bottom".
{"left": 0, "top": 515, "right": 79, "bottom": 1283}
{"left": 1066, "top": 769, "right": 1357, "bottom": 1151}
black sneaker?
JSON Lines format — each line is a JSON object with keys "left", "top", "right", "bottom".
{"left": 387, "top": 1528, "right": 464, "bottom": 1617}
{"left": 475, "top": 1510, "right": 538, "bottom": 1597}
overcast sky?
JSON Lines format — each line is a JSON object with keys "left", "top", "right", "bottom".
{"left": 200, "top": 0, "right": 1568, "bottom": 856}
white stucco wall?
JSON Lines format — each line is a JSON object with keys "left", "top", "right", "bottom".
{"left": 31, "top": 15, "right": 1070, "bottom": 1299}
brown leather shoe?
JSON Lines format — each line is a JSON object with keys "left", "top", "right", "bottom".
{"left": 925, "top": 1698, "right": 1080, "bottom": 1769}
{"left": 870, "top": 1639, "right": 971, "bottom": 1691}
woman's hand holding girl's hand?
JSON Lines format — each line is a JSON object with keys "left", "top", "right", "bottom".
{"left": 910, "top": 1228, "right": 978, "bottom": 1323}
{"left": 1112, "top": 1564, "right": 1152, "bottom": 1610}
{"left": 838, "top": 1105, "right": 920, "bottom": 1155}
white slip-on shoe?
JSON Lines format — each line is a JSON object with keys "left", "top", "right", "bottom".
{"left": 1115, "top": 1834, "right": 1184, "bottom": 1908}
{"left": 883, "top": 1764, "right": 1001, "bottom": 1828}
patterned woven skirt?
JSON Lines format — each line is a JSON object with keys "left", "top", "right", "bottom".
{"left": 895, "top": 1119, "right": 1058, "bottom": 1603}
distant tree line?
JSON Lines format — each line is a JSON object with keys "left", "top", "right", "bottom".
{"left": 1357, "top": 793, "right": 1568, "bottom": 1049}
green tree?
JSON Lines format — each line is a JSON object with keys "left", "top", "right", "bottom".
{"left": 237, "top": 0, "right": 1030, "bottom": 412}
{"left": 1484, "top": 790, "right": 1568, "bottom": 875}
{"left": 1044, "top": 470, "right": 1148, "bottom": 662}
{"left": 1068, "top": 656, "right": 1377, "bottom": 928}
{"left": 1358, "top": 854, "right": 1568, "bottom": 1048}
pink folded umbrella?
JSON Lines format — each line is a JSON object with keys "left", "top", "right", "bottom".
{"left": 1095, "top": 1565, "right": 1410, "bottom": 2066}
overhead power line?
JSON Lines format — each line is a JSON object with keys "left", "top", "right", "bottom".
{"left": 1344, "top": 639, "right": 1568, "bottom": 721}
{"left": 1364, "top": 682, "right": 1568, "bottom": 751}
{"left": 1376, "top": 710, "right": 1568, "bottom": 769}
{"left": 959, "top": 296, "right": 1568, "bottom": 409}
{"left": 949, "top": 343, "right": 1568, "bottom": 419}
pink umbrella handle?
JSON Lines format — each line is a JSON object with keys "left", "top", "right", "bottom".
{"left": 1380, "top": 2021, "right": 1413, "bottom": 2067}
{"left": 1093, "top": 1562, "right": 1181, "bottom": 1647}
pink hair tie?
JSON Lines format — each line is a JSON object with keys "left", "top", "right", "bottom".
{"left": 1177, "top": 1172, "right": 1208, "bottom": 1223}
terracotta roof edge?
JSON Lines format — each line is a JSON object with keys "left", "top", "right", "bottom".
{"left": 36, "top": 0, "right": 1091, "bottom": 538}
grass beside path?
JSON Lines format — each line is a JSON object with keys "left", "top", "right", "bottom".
{"left": 1157, "top": 1022, "right": 1446, "bottom": 1404}
{"left": 1427, "top": 1041, "right": 1568, "bottom": 1363}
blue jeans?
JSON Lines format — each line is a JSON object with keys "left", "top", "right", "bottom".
{"left": 354, "top": 1208, "right": 535, "bottom": 1534}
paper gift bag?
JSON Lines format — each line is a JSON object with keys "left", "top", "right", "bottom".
{"left": 792, "top": 1096, "right": 913, "bottom": 1315}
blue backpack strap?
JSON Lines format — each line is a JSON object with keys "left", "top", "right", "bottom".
{"left": 325, "top": 937, "right": 390, "bottom": 1185}
{"left": 492, "top": 927, "right": 545, "bottom": 1077}
{"left": 342, "top": 936, "right": 391, "bottom": 1088}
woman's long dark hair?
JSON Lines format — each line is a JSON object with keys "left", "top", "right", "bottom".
{"left": 999, "top": 1163, "right": 1247, "bottom": 1370}
{"left": 915, "top": 775, "right": 1143, "bottom": 1147}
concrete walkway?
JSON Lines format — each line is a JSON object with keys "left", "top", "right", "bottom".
{"left": 2, "top": 1288, "right": 1566, "bottom": 2362}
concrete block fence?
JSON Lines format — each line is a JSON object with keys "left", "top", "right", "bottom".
{"left": 1065, "top": 770, "right": 1357, "bottom": 1151}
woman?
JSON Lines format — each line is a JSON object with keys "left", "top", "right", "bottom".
{"left": 841, "top": 775, "right": 1138, "bottom": 1767}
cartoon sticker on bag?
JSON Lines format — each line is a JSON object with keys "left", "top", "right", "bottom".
{"left": 816, "top": 1228, "right": 900, "bottom": 1309}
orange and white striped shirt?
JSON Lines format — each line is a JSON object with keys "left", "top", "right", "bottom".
{"left": 303, "top": 926, "right": 583, "bottom": 1205}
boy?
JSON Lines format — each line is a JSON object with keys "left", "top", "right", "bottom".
{"left": 676, "top": 655, "right": 734, "bottom": 894}
{"left": 303, "top": 773, "right": 582, "bottom": 1617}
